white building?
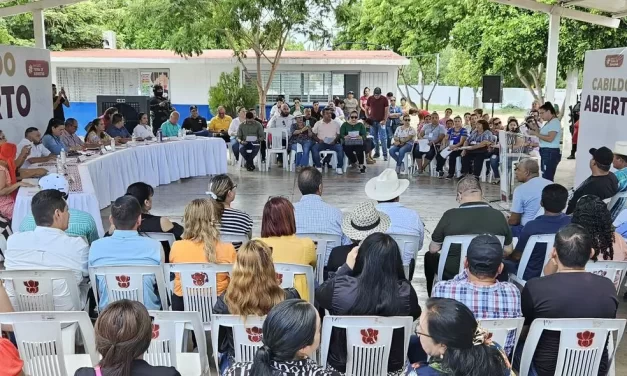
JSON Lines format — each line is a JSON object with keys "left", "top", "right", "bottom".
{"left": 51, "top": 49, "right": 409, "bottom": 132}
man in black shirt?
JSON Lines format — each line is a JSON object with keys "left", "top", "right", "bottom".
{"left": 566, "top": 146, "right": 618, "bottom": 214}
{"left": 149, "top": 85, "right": 173, "bottom": 135}
{"left": 311, "top": 101, "right": 322, "bottom": 121}
{"left": 182, "top": 106, "right": 209, "bottom": 136}
{"left": 52, "top": 84, "right": 70, "bottom": 122}
{"left": 517, "top": 224, "right": 618, "bottom": 376}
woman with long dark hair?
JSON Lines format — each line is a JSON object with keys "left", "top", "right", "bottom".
{"left": 316, "top": 232, "right": 420, "bottom": 375}
{"left": 74, "top": 300, "right": 180, "bottom": 376}
{"left": 412, "top": 298, "right": 511, "bottom": 376}
{"left": 573, "top": 196, "right": 627, "bottom": 261}
{"left": 42, "top": 118, "right": 66, "bottom": 155}
{"left": 460, "top": 119, "right": 494, "bottom": 178}
{"left": 100, "top": 107, "right": 119, "bottom": 130}
{"left": 225, "top": 299, "right": 339, "bottom": 376}
{"left": 528, "top": 102, "right": 562, "bottom": 181}
{"left": 132, "top": 112, "right": 153, "bottom": 139}
{"left": 86, "top": 118, "right": 113, "bottom": 145}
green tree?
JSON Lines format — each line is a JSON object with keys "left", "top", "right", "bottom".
{"left": 209, "top": 67, "right": 258, "bottom": 117}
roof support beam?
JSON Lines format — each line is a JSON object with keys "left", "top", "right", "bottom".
{"left": 0, "top": 0, "right": 85, "bottom": 17}
{"left": 491, "top": 0, "right": 620, "bottom": 28}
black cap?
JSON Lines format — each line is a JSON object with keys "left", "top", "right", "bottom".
{"left": 374, "top": 87, "right": 382, "bottom": 95}
{"left": 466, "top": 235, "right": 503, "bottom": 276}
{"left": 189, "top": 105, "right": 198, "bottom": 111}
{"left": 589, "top": 147, "right": 613, "bottom": 167}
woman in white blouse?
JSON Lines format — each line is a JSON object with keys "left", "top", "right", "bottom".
{"left": 132, "top": 112, "right": 153, "bottom": 139}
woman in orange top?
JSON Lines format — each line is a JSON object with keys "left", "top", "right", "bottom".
{"left": 0, "top": 140, "right": 32, "bottom": 220}
{"left": 258, "top": 197, "right": 316, "bottom": 300}
{"left": 169, "top": 198, "right": 236, "bottom": 311}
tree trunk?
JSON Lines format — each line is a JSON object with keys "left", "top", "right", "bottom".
{"left": 258, "top": 91, "right": 267, "bottom": 121}
{"left": 424, "top": 99, "right": 429, "bottom": 111}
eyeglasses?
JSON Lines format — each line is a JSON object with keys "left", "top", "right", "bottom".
{"left": 0, "top": 135, "right": 6, "bottom": 141}
{"left": 403, "top": 118, "right": 411, "bottom": 121}
{"left": 350, "top": 116, "right": 358, "bottom": 119}
{"left": 494, "top": 122, "right": 502, "bottom": 126}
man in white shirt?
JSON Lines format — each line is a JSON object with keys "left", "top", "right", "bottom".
{"left": 17, "top": 127, "right": 55, "bottom": 168}
{"left": 311, "top": 107, "right": 343, "bottom": 174}
{"left": 267, "top": 103, "right": 294, "bottom": 167}
{"left": 4, "top": 189, "right": 89, "bottom": 311}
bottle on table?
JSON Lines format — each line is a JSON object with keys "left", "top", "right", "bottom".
{"left": 157, "top": 129, "right": 163, "bottom": 143}
{"left": 60, "top": 148, "right": 67, "bottom": 165}
{"left": 110, "top": 137, "right": 116, "bottom": 151}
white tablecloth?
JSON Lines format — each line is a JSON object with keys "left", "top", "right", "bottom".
{"left": 13, "top": 138, "right": 227, "bottom": 236}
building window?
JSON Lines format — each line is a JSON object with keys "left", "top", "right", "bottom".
{"left": 56, "top": 68, "right": 140, "bottom": 102}
{"left": 246, "top": 71, "right": 335, "bottom": 104}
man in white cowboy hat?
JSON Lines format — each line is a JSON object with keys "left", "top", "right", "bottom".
{"left": 426, "top": 176, "right": 513, "bottom": 296}
{"left": 610, "top": 141, "right": 627, "bottom": 221}
{"left": 324, "top": 200, "right": 391, "bottom": 280}
{"left": 365, "top": 168, "right": 424, "bottom": 276}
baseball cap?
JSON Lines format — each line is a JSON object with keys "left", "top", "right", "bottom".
{"left": 466, "top": 235, "right": 503, "bottom": 276}
{"left": 589, "top": 146, "right": 613, "bottom": 167}
{"left": 348, "top": 91, "right": 354, "bottom": 95}
{"left": 374, "top": 87, "right": 382, "bottom": 95}
{"left": 189, "top": 105, "right": 198, "bottom": 111}
{"left": 39, "top": 173, "right": 70, "bottom": 197}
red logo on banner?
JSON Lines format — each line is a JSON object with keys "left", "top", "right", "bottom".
{"left": 25, "top": 60, "right": 49, "bottom": 78}
{"left": 605, "top": 55, "right": 624, "bottom": 68}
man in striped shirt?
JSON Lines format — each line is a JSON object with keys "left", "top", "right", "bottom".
{"left": 19, "top": 174, "right": 99, "bottom": 244}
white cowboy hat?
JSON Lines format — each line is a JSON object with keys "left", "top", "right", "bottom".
{"left": 365, "top": 168, "right": 410, "bottom": 202}
{"left": 342, "top": 200, "right": 391, "bottom": 241}
{"left": 292, "top": 111, "right": 304, "bottom": 118}
{"left": 614, "top": 141, "right": 627, "bottom": 157}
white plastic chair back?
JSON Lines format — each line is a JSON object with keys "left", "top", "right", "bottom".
{"left": 264, "top": 128, "right": 289, "bottom": 170}
{"left": 519, "top": 318, "right": 626, "bottom": 376}
{"left": 210, "top": 314, "right": 265, "bottom": 370}
{"left": 509, "top": 234, "right": 555, "bottom": 287}
{"left": 274, "top": 263, "right": 315, "bottom": 304}
{"left": 89, "top": 265, "right": 169, "bottom": 311}
{"left": 438, "top": 235, "right": 505, "bottom": 281}
{"left": 163, "top": 263, "right": 233, "bottom": 324}
{"left": 320, "top": 150, "right": 338, "bottom": 169}
{"left": 585, "top": 261, "right": 627, "bottom": 293}
{"left": 295, "top": 233, "right": 342, "bottom": 283}
{"left": 608, "top": 190, "right": 627, "bottom": 211}
{"left": 0, "top": 269, "right": 80, "bottom": 311}
{"left": 389, "top": 233, "right": 422, "bottom": 280}
{"left": 219, "top": 233, "right": 250, "bottom": 246}
{"left": 477, "top": 317, "right": 525, "bottom": 357}
{"left": 320, "top": 316, "right": 413, "bottom": 376}
{"left": 145, "top": 232, "right": 176, "bottom": 247}
{"left": 0, "top": 311, "right": 98, "bottom": 376}
{"left": 146, "top": 310, "right": 210, "bottom": 375}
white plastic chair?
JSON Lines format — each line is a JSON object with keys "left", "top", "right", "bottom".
{"left": 264, "top": 128, "right": 289, "bottom": 171}
{"left": 477, "top": 317, "right": 525, "bottom": 358}
{"left": 239, "top": 145, "right": 262, "bottom": 170}
{"left": 295, "top": 233, "right": 342, "bottom": 283}
{"left": 480, "top": 158, "right": 494, "bottom": 182}
{"left": 585, "top": 261, "right": 627, "bottom": 293}
{"left": 146, "top": 310, "right": 211, "bottom": 376}
{"left": 220, "top": 233, "right": 250, "bottom": 246}
{"left": 88, "top": 265, "right": 169, "bottom": 311}
{"left": 437, "top": 234, "right": 505, "bottom": 282}
{"left": 0, "top": 269, "right": 81, "bottom": 312}
{"left": 274, "top": 263, "right": 315, "bottom": 304}
{"left": 509, "top": 234, "right": 555, "bottom": 287}
{"left": 163, "top": 263, "right": 233, "bottom": 328}
{"left": 320, "top": 316, "right": 413, "bottom": 376}
{"left": 0, "top": 311, "right": 99, "bottom": 376}
{"left": 389, "top": 233, "right": 423, "bottom": 280}
{"left": 146, "top": 232, "right": 176, "bottom": 248}
{"left": 320, "top": 150, "right": 338, "bottom": 170}
{"left": 210, "top": 314, "right": 265, "bottom": 371}
{"left": 607, "top": 190, "right": 627, "bottom": 211}
{"left": 519, "top": 318, "right": 626, "bottom": 376}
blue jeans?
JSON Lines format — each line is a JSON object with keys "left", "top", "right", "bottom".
{"left": 290, "top": 140, "right": 313, "bottom": 167}
{"left": 389, "top": 143, "right": 413, "bottom": 167}
{"left": 540, "top": 147, "right": 561, "bottom": 181}
{"left": 370, "top": 121, "right": 388, "bottom": 156}
{"left": 230, "top": 137, "right": 239, "bottom": 160}
{"left": 311, "top": 142, "right": 344, "bottom": 168}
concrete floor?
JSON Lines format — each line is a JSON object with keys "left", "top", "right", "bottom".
{"left": 101, "top": 156, "right": 627, "bottom": 372}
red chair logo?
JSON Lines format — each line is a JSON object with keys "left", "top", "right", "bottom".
{"left": 23, "top": 280, "right": 39, "bottom": 294}
{"left": 152, "top": 324, "right": 160, "bottom": 339}
{"left": 577, "top": 331, "right": 595, "bottom": 348}
{"left": 276, "top": 273, "right": 283, "bottom": 284}
{"left": 116, "top": 275, "right": 131, "bottom": 288}
{"left": 246, "top": 327, "right": 263, "bottom": 342}
{"left": 191, "top": 272, "right": 208, "bottom": 286}
{"left": 361, "top": 328, "right": 379, "bottom": 345}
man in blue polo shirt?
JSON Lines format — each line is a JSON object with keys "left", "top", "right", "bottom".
{"left": 105, "top": 113, "right": 132, "bottom": 141}
{"left": 89, "top": 195, "right": 163, "bottom": 311}
{"left": 504, "top": 183, "right": 571, "bottom": 280}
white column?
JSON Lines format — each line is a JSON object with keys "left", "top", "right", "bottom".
{"left": 32, "top": 9, "right": 46, "bottom": 49}
{"left": 544, "top": 11, "right": 561, "bottom": 104}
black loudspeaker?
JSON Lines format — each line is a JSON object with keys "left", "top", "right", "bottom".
{"left": 482, "top": 75, "right": 503, "bottom": 103}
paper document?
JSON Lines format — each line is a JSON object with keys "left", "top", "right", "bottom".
{"left": 324, "top": 137, "right": 335, "bottom": 144}
{"left": 246, "top": 136, "right": 258, "bottom": 142}
{"left": 439, "top": 146, "right": 452, "bottom": 159}
{"left": 348, "top": 131, "right": 359, "bottom": 138}
{"left": 417, "top": 139, "right": 430, "bottom": 152}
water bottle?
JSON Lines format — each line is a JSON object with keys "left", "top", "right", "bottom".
{"left": 60, "top": 148, "right": 66, "bottom": 165}
{"left": 157, "top": 129, "right": 163, "bottom": 143}
{"left": 56, "top": 156, "right": 64, "bottom": 175}
{"left": 110, "top": 137, "right": 116, "bottom": 151}
{"left": 131, "top": 134, "right": 137, "bottom": 144}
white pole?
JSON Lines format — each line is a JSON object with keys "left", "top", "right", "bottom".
{"left": 544, "top": 10, "right": 561, "bottom": 104}
{"left": 32, "top": 9, "right": 46, "bottom": 49}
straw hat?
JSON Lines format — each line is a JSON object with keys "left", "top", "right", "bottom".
{"left": 614, "top": 141, "right": 627, "bottom": 157}
{"left": 341, "top": 200, "right": 391, "bottom": 241}
{"left": 365, "top": 168, "right": 410, "bottom": 202}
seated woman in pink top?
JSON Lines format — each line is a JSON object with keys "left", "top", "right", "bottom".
{"left": 0, "top": 139, "right": 33, "bottom": 220}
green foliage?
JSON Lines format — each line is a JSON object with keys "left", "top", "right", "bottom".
{"left": 208, "top": 68, "right": 258, "bottom": 117}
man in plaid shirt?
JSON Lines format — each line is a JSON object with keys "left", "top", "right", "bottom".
{"left": 432, "top": 234, "right": 522, "bottom": 356}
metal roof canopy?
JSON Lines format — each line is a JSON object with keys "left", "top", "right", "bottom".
{"left": 492, "top": 0, "right": 623, "bottom": 103}
{"left": 0, "top": 0, "right": 86, "bottom": 48}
